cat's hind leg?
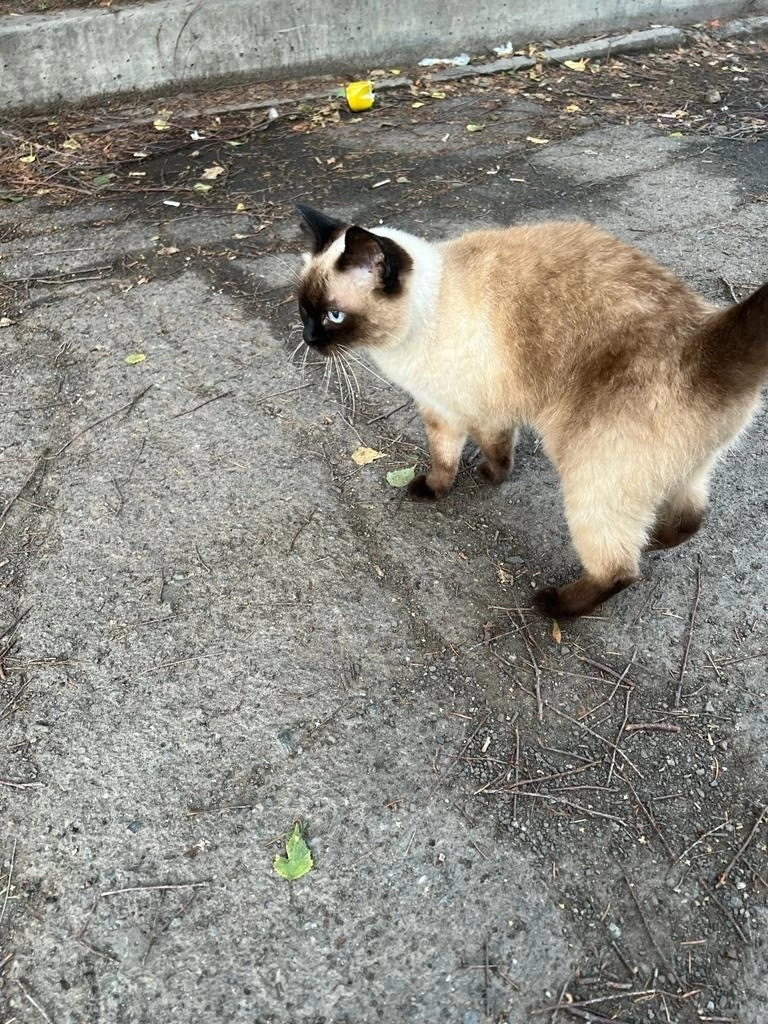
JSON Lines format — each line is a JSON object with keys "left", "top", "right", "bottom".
{"left": 533, "top": 463, "right": 657, "bottom": 618}
{"left": 646, "top": 463, "right": 711, "bottom": 550}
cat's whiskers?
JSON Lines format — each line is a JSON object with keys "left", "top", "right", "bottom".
{"left": 321, "top": 352, "right": 335, "bottom": 395}
{"left": 289, "top": 337, "right": 305, "bottom": 365}
{"left": 270, "top": 254, "right": 305, "bottom": 285}
{"left": 337, "top": 347, "right": 362, "bottom": 399}
{"left": 341, "top": 347, "right": 394, "bottom": 389}
{"left": 333, "top": 350, "right": 359, "bottom": 418}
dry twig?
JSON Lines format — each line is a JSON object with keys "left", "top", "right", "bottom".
{"left": 53, "top": 384, "right": 154, "bottom": 458}
{"left": 0, "top": 837, "right": 17, "bottom": 928}
{"left": 675, "top": 563, "right": 702, "bottom": 707}
{"left": 16, "top": 980, "right": 54, "bottom": 1024}
{"left": 715, "top": 806, "right": 767, "bottom": 889}
{"left": 100, "top": 881, "right": 211, "bottom": 897}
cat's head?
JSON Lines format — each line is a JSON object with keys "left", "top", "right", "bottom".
{"left": 295, "top": 203, "right": 413, "bottom": 355}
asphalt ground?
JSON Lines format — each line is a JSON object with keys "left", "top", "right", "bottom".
{"left": 1, "top": 24, "right": 767, "bottom": 1024}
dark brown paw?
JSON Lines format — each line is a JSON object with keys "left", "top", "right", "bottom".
{"left": 646, "top": 509, "right": 704, "bottom": 550}
{"left": 532, "top": 586, "right": 566, "bottom": 618}
{"left": 534, "top": 576, "right": 634, "bottom": 618}
{"left": 478, "top": 459, "right": 510, "bottom": 485}
{"left": 407, "top": 474, "right": 438, "bottom": 501}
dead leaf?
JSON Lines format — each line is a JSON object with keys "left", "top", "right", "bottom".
{"left": 563, "top": 58, "right": 589, "bottom": 72}
{"left": 496, "top": 565, "right": 514, "bottom": 586}
{"left": 351, "top": 446, "right": 386, "bottom": 466}
{"left": 526, "top": 136, "right": 550, "bottom": 145}
{"left": 200, "top": 165, "right": 225, "bottom": 180}
{"left": 551, "top": 621, "right": 562, "bottom": 644}
{"left": 564, "top": 103, "right": 581, "bottom": 113}
{"left": 466, "top": 123, "right": 485, "bottom": 133}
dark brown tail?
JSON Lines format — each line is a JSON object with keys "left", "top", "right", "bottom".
{"left": 697, "top": 282, "right": 768, "bottom": 397}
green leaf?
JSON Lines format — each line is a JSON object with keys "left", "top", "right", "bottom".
{"left": 273, "top": 824, "right": 313, "bottom": 881}
{"left": 386, "top": 465, "right": 417, "bottom": 488}
{"left": 125, "top": 352, "right": 146, "bottom": 365}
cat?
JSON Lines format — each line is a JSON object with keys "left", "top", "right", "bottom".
{"left": 294, "top": 203, "right": 768, "bottom": 618}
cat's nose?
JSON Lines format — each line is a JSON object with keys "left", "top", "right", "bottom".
{"left": 303, "top": 324, "right": 327, "bottom": 350}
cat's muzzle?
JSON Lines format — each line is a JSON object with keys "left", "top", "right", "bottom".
{"left": 302, "top": 325, "right": 332, "bottom": 354}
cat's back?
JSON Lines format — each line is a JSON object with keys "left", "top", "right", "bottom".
{"left": 444, "top": 220, "right": 681, "bottom": 293}
{"left": 440, "top": 220, "right": 710, "bottom": 345}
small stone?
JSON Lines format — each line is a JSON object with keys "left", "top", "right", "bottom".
{"left": 277, "top": 729, "right": 295, "bottom": 753}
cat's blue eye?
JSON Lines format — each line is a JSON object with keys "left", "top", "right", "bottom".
{"left": 325, "top": 309, "right": 346, "bottom": 325}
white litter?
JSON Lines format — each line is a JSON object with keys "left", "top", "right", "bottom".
{"left": 418, "top": 53, "right": 471, "bottom": 67}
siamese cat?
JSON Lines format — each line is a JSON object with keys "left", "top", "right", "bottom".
{"left": 295, "top": 203, "right": 768, "bottom": 618}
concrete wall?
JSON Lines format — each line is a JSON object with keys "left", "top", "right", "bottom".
{"left": 0, "top": 0, "right": 764, "bottom": 112}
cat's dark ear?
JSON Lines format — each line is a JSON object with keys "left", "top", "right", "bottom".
{"left": 296, "top": 203, "right": 347, "bottom": 253}
{"left": 338, "top": 225, "right": 413, "bottom": 294}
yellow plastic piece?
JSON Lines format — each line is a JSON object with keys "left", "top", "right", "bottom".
{"left": 345, "top": 80, "right": 375, "bottom": 111}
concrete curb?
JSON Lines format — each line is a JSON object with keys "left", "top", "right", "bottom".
{"left": 0, "top": 1, "right": 766, "bottom": 114}
{"left": 85, "top": 26, "right": 691, "bottom": 126}
{"left": 429, "top": 26, "right": 685, "bottom": 83}
{"left": 712, "top": 13, "right": 768, "bottom": 36}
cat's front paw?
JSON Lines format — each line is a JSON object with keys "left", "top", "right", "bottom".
{"left": 407, "top": 474, "right": 439, "bottom": 501}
